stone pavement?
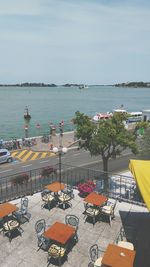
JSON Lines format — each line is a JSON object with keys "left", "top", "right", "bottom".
{"left": 31, "top": 131, "right": 78, "bottom": 152}
{"left": 0, "top": 189, "right": 149, "bottom": 267}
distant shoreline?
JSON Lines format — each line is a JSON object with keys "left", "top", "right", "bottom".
{"left": 0, "top": 82, "right": 150, "bottom": 88}
{"left": 114, "top": 82, "right": 150, "bottom": 88}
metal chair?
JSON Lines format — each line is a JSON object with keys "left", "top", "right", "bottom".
{"left": 62, "top": 185, "right": 74, "bottom": 198}
{"left": 100, "top": 198, "right": 117, "bottom": 226}
{"left": 41, "top": 190, "right": 55, "bottom": 210}
{"left": 89, "top": 244, "right": 103, "bottom": 267}
{"left": 57, "top": 192, "right": 73, "bottom": 210}
{"left": 84, "top": 203, "right": 100, "bottom": 226}
{"left": 13, "top": 197, "right": 30, "bottom": 223}
{"left": 65, "top": 214, "right": 79, "bottom": 230}
{"left": 48, "top": 243, "right": 66, "bottom": 267}
{"left": 2, "top": 218, "right": 23, "bottom": 242}
{"left": 35, "top": 219, "right": 50, "bottom": 250}
{"left": 65, "top": 214, "right": 79, "bottom": 242}
{"left": 90, "top": 244, "right": 99, "bottom": 262}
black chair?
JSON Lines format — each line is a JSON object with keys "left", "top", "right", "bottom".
{"left": 35, "top": 219, "right": 50, "bottom": 250}
{"left": 48, "top": 244, "right": 66, "bottom": 267}
{"left": 41, "top": 190, "right": 55, "bottom": 210}
{"left": 57, "top": 192, "right": 73, "bottom": 210}
{"left": 65, "top": 214, "right": 79, "bottom": 230}
{"left": 13, "top": 197, "right": 30, "bottom": 223}
{"left": 62, "top": 185, "right": 74, "bottom": 198}
{"left": 65, "top": 214, "right": 79, "bottom": 242}
{"left": 2, "top": 217, "right": 23, "bottom": 242}
{"left": 100, "top": 199, "right": 117, "bottom": 226}
{"left": 89, "top": 244, "right": 103, "bottom": 267}
{"left": 84, "top": 203, "right": 100, "bottom": 225}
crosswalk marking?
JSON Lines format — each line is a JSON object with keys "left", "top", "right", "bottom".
{"left": 30, "top": 152, "right": 40, "bottom": 160}
{"left": 22, "top": 151, "right": 33, "bottom": 162}
{"left": 41, "top": 152, "right": 47, "bottom": 158}
{"left": 11, "top": 151, "right": 19, "bottom": 157}
{"left": 17, "top": 149, "right": 28, "bottom": 158}
{"left": 11, "top": 149, "right": 55, "bottom": 162}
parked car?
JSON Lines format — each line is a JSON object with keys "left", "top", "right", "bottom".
{"left": 0, "top": 149, "right": 13, "bottom": 164}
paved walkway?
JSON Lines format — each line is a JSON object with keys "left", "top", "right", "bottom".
{"left": 27, "top": 131, "right": 77, "bottom": 152}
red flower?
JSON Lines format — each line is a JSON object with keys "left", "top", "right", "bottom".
{"left": 78, "top": 180, "right": 96, "bottom": 194}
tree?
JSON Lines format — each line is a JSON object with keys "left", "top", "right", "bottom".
{"left": 138, "top": 126, "right": 150, "bottom": 159}
{"left": 74, "top": 111, "right": 138, "bottom": 174}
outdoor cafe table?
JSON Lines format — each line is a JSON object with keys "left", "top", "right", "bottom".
{"left": 0, "top": 202, "right": 17, "bottom": 219}
{"left": 45, "top": 182, "right": 65, "bottom": 193}
{"left": 84, "top": 192, "right": 108, "bottom": 207}
{"left": 43, "top": 221, "right": 76, "bottom": 245}
{"left": 102, "top": 243, "right": 136, "bottom": 267}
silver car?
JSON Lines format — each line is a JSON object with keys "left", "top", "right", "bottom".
{"left": 0, "top": 149, "right": 13, "bottom": 164}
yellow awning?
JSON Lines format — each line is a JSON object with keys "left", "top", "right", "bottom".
{"left": 129, "top": 159, "right": 150, "bottom": 211}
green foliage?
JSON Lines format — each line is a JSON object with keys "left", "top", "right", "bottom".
{"left": 138, "top": 127, "right": 150, "bottom": 159}
{"left": 134, "top": 121, "right": 149, "bottom": 133}
{"left": 73, "top": 111, "right": 138, "bottom": 172}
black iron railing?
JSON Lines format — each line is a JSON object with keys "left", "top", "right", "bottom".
{"left": 0, "top": 163, "right": 144, "bottom": 206}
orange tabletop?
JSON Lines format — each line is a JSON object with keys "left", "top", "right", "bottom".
{"left": 43, "top": 221, "right": 75, "bottom": 245}
{"left": 0, "top": 202, "right": 17, "bottom": 219}
{"left": 45, "top": 182, "right": 65, "bottom": 193}
{"left": 84, "top": 192, "right": 108, "bottom": 206}
{"left": 102, "top": 244, "right": 136, "bottom": 267}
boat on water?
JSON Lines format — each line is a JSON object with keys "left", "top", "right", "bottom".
{"left": 24, "top": 106, "right": 31, "bottom": 120}
{"left": 79, "top": 84, "right": 88, "bottom": 89}
{"left": 92, "top": 109, "right": 143, "bottom": 123}
{"left": 93, "top": 113, "right": 112, "bottom": 122}
{"left": 112, "top": 109, "right": 142, "bottom": 123}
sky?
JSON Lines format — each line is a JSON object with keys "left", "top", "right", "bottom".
{"left": 0, "top": 0, "right": 150, "bottom": 85}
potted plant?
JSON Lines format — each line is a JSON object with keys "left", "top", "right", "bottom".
{"left": 77, "top": 180, "right": 96, "bottom": 197}
{"left": 41, "top": 166, "right": 57, "bottom": 177}
{"left": 12, "top": 172, "right": 29, "bottom": 186}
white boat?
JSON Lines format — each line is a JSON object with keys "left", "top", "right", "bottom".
{"left": 142, "top": 110, "right": 150, "bottom": 121}
{"left": 112, "top": 109, "right": 142, "bottom": 123}
{"left": 112, "top": 109, "right": 127, "bottom": 114}
{"left": 93, "top": 109, "right": 142, "bottom": 123}
{"left": 127, "top": 111, "right": 142, "bottom": 123}
{"left": 79, "top": 85, "right": 88, "bottom": 89}
{"left": 93, "top": 113, "right": 112, "bottom": 122}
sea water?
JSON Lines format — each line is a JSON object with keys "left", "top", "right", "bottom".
{"left": 0, "top": 85, "right": 150, "bottom": 139}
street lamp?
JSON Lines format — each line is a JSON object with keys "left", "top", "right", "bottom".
{"left": 53, "top": 121, "right": 67, "bottom": 183}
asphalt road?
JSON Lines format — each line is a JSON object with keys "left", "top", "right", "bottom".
{"left": 0, "top": 148, "right": 136, "bottom": 179}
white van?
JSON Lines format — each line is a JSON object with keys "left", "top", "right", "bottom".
{"left": 0, "top": 149, "right": 13, "bottom": 164}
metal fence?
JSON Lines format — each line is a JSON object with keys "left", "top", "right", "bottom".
{"left": 0, "top": 163, "right": 144, "bottom": 206}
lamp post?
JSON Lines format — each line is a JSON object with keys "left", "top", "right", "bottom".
{"left": 24, "top": 124, "right": 29, "bottom": 138}
{"left": 53, "top": 121, "right": 67, "bottom": 183}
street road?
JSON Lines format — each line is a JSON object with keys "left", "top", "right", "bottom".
{"left": 0, "top": 148, "right": 136, "bottom": 179}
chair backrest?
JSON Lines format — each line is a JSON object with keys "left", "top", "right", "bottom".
{"left": 62, "top": 186, "right": 74, "bottom": 198}
{"left": 21, "top": 197, "right": 28, "bottom": 213}
{"left": 41, "top": 189, "right": 51, "bottom": 197}
{"left": 107, "top": 198, "right": 117, "bottom": 210}
{"left": 89, "top": 244, "right": 99, "bottom": 262}
{"left": 35, "top": 219, "right": 46, "bottom": 235}
{"left": 65, "top": 215, "right": 79, "bottom": 230}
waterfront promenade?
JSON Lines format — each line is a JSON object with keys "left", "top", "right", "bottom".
{"left": 31, "top": 131, "right": 77, "bottom": 152}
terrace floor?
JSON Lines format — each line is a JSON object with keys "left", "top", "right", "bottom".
{"left": 0, "top": 189, "right": 149, "bottom": 267}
